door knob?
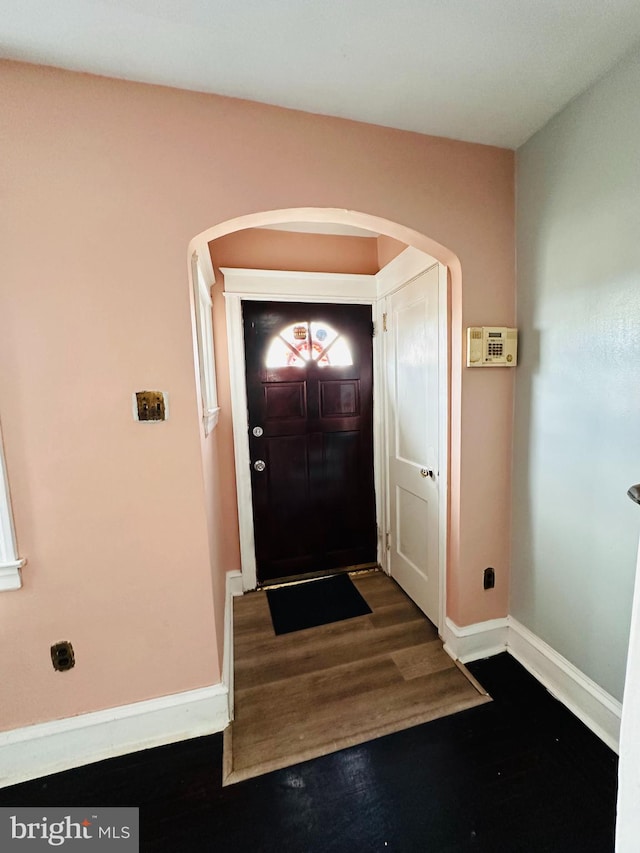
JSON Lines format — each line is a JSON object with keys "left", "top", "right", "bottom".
{"left": 252, "top": 426, "right": 264, "bottom": 437}
{"left": 253, "top": 460, "right": 266, "bottom": 472}
{"left": 420, "top": 468, "right": 435, "bottom": 479}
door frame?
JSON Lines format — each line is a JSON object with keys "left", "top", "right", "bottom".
{"left": 222, "top": 251, "right": 448, "bottom": 630}
{"left": 223, "top": 269, "right": 380, "bottom": 592}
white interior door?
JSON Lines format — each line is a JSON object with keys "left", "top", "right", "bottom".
{"left": 385, "top": 265, "right": 440, "bottom": 624}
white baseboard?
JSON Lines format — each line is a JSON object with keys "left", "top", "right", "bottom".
{"left": 1, "top": 597, "right": 619, "bottom": 788}
{"left": 442, "top": 616, "right": 509, "bottom": 663}
{"left": 0, "top": 570, "right": 247, "bottom": 790}
{"left": 223, "top": 570, "right": 243, "bottom": 721}
{"left": 507, "top": 617, "right": 621, "bottom": 753}
{"left": 0, "top": 682, "right": 229, "bottom": 789}
{"left": 442, "top": 614, "right": 621, "bottom": 753}
{"left": 0, "top": 570, "right": 246, "bottom": 789}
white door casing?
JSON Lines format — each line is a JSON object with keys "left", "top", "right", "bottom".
{"left": 221, "top": 251, "right": 447, "bottom": 634}
{"left": 385, "top": 264, "right": 441, "bottom": 625}
{"left": 222, "top": 269, "right": 380, "bottom": 591}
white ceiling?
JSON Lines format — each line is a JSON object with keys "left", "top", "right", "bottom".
{"left": 2, "top": 1, "right": 640, "bottom": 148}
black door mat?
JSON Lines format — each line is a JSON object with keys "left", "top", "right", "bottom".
{"left": 266, "top": 573, "right": 372, "bottom": 635}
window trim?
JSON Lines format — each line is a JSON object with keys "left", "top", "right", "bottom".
{"left": 192, "top": 253, "right": 220, "bottom": 435}
{"left": 0, "top": 419, "right": 25, "bottom": 591}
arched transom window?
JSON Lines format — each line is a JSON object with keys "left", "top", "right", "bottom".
{"left": 266, "top": 321, "right": 353, "bottom": 368}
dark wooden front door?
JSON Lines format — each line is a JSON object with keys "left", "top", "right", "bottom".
{"left": 243, "top": 301, "right": 377, "bottom": 584}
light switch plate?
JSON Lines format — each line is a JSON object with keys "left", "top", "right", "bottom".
{"left": 134, "top": 391, "right": 167, "bottom": 421}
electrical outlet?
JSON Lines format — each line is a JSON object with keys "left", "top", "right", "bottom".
{"left": 51, "top": 641, "right": 75, "bottom": 672}
{"left": 483, "top": 567, "right": 495, "bottom": 590}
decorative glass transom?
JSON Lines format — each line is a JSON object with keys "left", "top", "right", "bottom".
{"left": 266, "top": 321, "right": 353, "bottom": 368}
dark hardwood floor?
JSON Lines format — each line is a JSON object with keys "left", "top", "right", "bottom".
{"left": 0, "top": 653, "right": 618, "bottom": 852}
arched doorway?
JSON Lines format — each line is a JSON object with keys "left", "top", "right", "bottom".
{"left": 188, "top": 208, "right": 464, "bottom": 635}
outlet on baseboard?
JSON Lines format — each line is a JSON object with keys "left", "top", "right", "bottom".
{"left": 483, "top": 567, "right": 495, "bottom": 590}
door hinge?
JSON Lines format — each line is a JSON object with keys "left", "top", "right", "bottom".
{"left": 383, "top": 312, "right": 388, "bottom": 332}
{"left": 371, "top": 321, "right": 376, "bottom": 337}
{"left": 385, "top": 531, "right": 391, "bottom": 550}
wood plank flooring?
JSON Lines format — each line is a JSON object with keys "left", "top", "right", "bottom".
{"left": 0, "top": 653, "right": 618, "bottom": 852}
{"left": 224, "top": 570, "right": 490, "bottom": 784}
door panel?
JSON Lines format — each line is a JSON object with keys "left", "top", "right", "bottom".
{"left": 264, "top": 382, "right": 307, "bottom": 420}
{"left": 243, "top": 301, "right": 377, "bottom": 583}
{"left": 319, "top": 380, "right": 359, "bottom": 417}
{"left": 386, "top": 266, "right": 440, "bottom": 624}
{"left": 396, "top": 485, "right": 429, "bottom": 572}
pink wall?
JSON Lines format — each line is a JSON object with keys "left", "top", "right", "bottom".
{"left": 376, "top": 234, "right": 408, "bottom": 267}
{"left": 0, "top": 60, "right": 514, "bottom": 731}
{"left": 210, "top": 228, "right": 380, "bottom": 274}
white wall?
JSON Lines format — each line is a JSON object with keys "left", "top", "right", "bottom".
{"left": 512, "top": 46, "right": 640, "bottom": 702}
